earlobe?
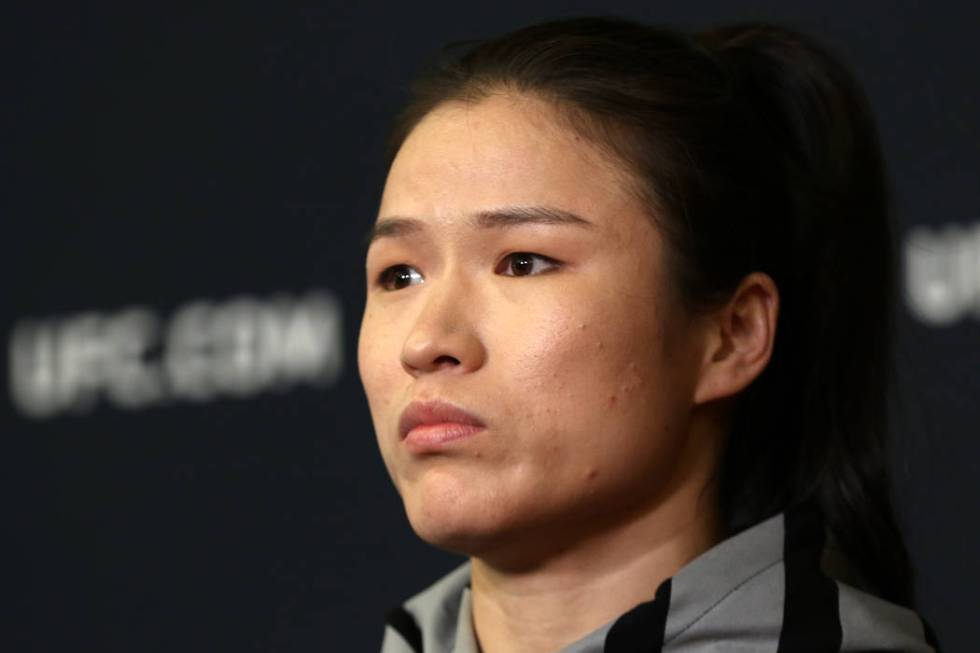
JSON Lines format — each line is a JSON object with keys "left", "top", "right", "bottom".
{"left": 693, "top": 272, "right": 779, "bottom": 405}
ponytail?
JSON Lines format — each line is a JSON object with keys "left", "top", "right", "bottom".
{"left": 697, "top": 23, "right": 912, "bottom": 606}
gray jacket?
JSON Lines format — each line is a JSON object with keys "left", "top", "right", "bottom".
{"left": 380, "top": 502, "right": 939, "bottom": 652}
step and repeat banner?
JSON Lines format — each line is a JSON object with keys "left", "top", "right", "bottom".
{"left": 5, "top": 3, "right": 977, "bottom": 651}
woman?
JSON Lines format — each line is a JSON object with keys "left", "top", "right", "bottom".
{"left": 358, "top": 16, "right": 940, "bottom": 652}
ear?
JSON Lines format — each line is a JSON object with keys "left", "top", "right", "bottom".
{"left": 692, "top": 272, "right": 779, "bottom": 405}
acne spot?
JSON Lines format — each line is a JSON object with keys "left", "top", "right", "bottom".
{"left": 578, "top": 322, "right": 588, "bottom": 331}
{"left": 596, "top": 340, "right": 604, "bottom": 351}
{"left": 607, "top": 394, "right": 617, "bottom": 408}
{"left": 620, "top": 362, "right": 643, "bottom": 395}
{"left": 585, "top": 468, "right": 599, "bottom": 482}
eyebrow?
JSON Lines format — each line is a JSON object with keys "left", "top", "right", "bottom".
{"left": 366, "top": 205, "right": 593, "bottom": 244}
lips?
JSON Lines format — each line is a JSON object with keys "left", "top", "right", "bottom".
{"left": 398, "top": 400, "right": 486, "bottom": 441}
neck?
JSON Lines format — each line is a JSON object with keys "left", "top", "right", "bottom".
{"left": 469, "top": 471, "right": 723, "bottom": 653}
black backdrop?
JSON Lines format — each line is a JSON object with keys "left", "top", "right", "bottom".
{"left": 4, "top": 2, "right": 978, "bottom": 651}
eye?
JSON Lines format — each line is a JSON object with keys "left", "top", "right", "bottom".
{"left": 378, "top": 264, "right": 424, "bottom": 291}
{"left": 498, "top": 252, "right": 561, "bottom": 277}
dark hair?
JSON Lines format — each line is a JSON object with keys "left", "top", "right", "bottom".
{"left": 385, "top": 16, "right": 913, "bottom": 606}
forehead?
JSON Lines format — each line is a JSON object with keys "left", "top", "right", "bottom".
{"left": 378, "top": 93, "right": 642, "bottom": 232}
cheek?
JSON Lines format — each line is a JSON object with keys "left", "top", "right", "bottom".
{"left": 357, "top": 307, "right": 405, "bottom": 430}
{"left": 358, "top": 310, "right": 410, "bottom": 489}
{"left": 501, "top": 290, "right": 664, "bottom": 415}
{"left": 496, "top": 286, "right": 679, "bottom": 476}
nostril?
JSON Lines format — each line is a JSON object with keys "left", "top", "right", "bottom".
{"left": 433, "top": 355, "right": 460, "bottom": 368}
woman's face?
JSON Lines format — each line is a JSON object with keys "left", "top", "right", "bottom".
{"left": 358, "top": 93, "right": 709, "bottom": 557}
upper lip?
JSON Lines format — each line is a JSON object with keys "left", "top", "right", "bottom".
{"left": 398, "top": 400, "right": 486, "bottom": 439}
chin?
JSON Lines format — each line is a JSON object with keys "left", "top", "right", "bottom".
{"left": 400, "top": 475, "right": 521, "bottom": 555}
{"left": 405, "top": 499, "right": 584, "bottom": 570}
{"left": 405, "top": 503, "right": 501, "bottom": 555}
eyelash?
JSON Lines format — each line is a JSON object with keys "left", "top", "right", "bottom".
{"left": 376, "top": 252, "right": 562, "bottom": 291}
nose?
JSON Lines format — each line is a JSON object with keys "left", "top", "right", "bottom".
{"left": 400, "top": 278, "right": 487, "bottom": 377}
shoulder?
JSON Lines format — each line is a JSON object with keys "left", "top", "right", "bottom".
{"left": 380, "top": 562, "right": 471, "bottom": 653}
{"left": 629, "top": 504, "right": 939, "bottom": 652}
{"left": 834, "top": 581, "right": 938, "bottom": 652}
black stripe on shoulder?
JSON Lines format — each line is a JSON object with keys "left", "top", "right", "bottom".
{"left": 385, "top": 605, "right": 423, "bottom": 652}
{"left": 604, "top": 577, "right": 670, "bottom": 653}
{"left": 777, "top": 501, "right": 842, "bottom": 652}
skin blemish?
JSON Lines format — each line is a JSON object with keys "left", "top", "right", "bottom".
{"left": 608, "top": 394, "right": 617, "bottom": 408}
{"left": 620, "top": 362, "right": 643, "bottom": 394}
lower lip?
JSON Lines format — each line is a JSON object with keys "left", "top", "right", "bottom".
{"left": 403, "top": 422, "right": 484, "bottom": 452}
